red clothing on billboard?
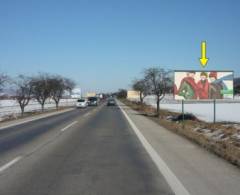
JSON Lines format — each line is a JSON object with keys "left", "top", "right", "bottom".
{"left": 197, "top": 80, "right": 209, "bottom": 99}
{"left": 174, "top": 84, "right": 178, "bottom": 95}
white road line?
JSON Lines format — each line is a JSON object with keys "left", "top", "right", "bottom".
{"left": 118, "top": 102, "right": 191, "bottom": 195}
{"left": 0, "top": 156, "right": 22, "bottom": 173}
{"left": 60, "top": 121, "right": 78, "bottom": 132}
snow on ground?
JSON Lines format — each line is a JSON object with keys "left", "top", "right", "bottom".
{"left": 143, "top": 95, "right": 240, "bottom": 123}
{"left": 0, "top": 99, "right": 77, "bottom": 121}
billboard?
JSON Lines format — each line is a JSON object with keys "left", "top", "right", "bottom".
{"left": 127, "top": 90, "right": 140, "bottom": 99}
{"left": 174, "top": 71, "right": 234, "bottom": 100}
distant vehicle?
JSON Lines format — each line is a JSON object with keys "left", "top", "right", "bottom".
{"left": 107, "top": 98, "right": 115, "bottom": 106}
{"left": 76, "top": 99, "right": 88, "bottom": 108}
{"left": 88, "top": 97, "right": 98, "bottom": 106}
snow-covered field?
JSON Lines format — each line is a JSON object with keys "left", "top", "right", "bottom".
{"left": 139, "top": 95, "right": 240, "bottom": 123}
{"left": 0, "top": 99, "right": 77, "bottom": 121}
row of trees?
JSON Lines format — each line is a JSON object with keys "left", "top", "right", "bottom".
{"left": 0, "top": 73, "right": 9, "bottom": 92}
{"left": 131, "top": 67, "right": 172, "bottom": 117}
{"left": 116, "top": 89, "right": 127, "bottom": 99}
{"left": 0, "top": 73, "right": 75, "bottom": 115}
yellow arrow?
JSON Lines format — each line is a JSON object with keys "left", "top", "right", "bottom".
{"left": 199, "top": 41, "right": 209, "bottom": 67}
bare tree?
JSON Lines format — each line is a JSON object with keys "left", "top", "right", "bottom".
{"left": 31, "top": 74, "right": 52, "bottom": 112}
{"left": 132, "top": 78, "right": 150, "bottom": 104}
{"left": 63, "top": 77, "right": 75, "bottom": 93}
{"left": 117, "top": 89, "right": 127, "bottom": 99}
{"left": 15, "top": 75, "right": 33, "bottom": 116}
{"left": 49, "top": 76, "right": 75, "bottom": 109}
{"left": 49, "top": 76, "right": 64, "bottom": 110}
{"left": 0, "top": 73, "right": 9, "bottom": 92}
{"left": 234, "top": 77, "right": 240, "bottom": 95}
{"left": 144, "top": 67, "right": 171, "bottom": 117}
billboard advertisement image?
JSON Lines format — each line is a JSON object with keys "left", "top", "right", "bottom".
{"left": 174, "top": 71, "right": 234, "bottom": 100}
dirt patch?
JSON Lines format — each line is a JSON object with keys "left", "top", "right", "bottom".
{"left": 120, "top": 98, "right": 240, "bottom": 167}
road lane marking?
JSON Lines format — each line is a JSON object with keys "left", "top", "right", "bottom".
{"left": 118, "top": 102, "right": 191, "bottom": 195}
{"left": 60, "top": 121, "right": 78, "bottom": 132}
{"left": 0, "top": 156, "right": 22, "bottom": 173}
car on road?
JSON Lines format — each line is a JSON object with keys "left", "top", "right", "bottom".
{"left": 107, "top": 98, "right": 116, "bottom": 106}
{"left": 76, "top": 99, "right": 88, "bottom": 108}
{"left": 88, "top": 97, "right": 98, "bottom": 106}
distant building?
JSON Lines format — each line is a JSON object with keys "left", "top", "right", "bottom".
{"left": 86, "top": 92, "right": 97, "bottom": 97}
{"left": 127, "top": 90, "right": 140, "bottom": 100}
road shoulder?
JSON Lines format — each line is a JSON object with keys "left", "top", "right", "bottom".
{"left": 117, "top": 100, "right": 240, "bottom": 195}
{"left": 0, "top": 108, "right": 74, "bottom": 130}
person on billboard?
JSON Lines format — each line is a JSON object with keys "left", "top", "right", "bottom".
{"left": 178, "top": 71, "right": 198, "bottom": 99}
{"left": 208, "top": 71, "right": 223, "bottom": 99}
{"left": 174, "top": 84, "right": 178, "bottom": 96}
{"left": 197, "top": 72, "right": 209, "bottom": 99}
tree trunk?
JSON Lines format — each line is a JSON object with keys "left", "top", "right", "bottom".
{"left": 156, "top": 97, "right": 160, "bottom": 117}
{"left": 41, "top": 104, "right": 44, "bottom": 112}
{"left": 140, "top": 92, "right": 143, "bottom": 104}
{"left": 20, "top": 106, "right": 24, "bottom": 116}
{"left": 56, "top": 101, "right": 59, "bottom": 110}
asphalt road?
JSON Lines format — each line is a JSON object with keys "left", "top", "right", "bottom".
{"left": 0, "top": 103, "right": 173, "bottom": 195}
{"left": 0, "top": 106, "right": 93, "bottom": 155}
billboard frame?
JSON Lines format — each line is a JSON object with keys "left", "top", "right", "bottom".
{"left": 173, "top": 70, "right": 234, "bottom": 100}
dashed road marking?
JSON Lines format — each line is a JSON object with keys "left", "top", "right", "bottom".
{"left": 0, "top": 156, "right": 22, "bottom": 173}
{"left": 60, "top": 121, "right": 78, "bottom": 132}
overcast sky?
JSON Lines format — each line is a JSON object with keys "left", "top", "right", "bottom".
{"left": 0, "top": 0, "right": 240, "bottom": 92}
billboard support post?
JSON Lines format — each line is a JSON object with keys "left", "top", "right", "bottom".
{"left": 181, "top": 99, "right": 185, "bottom": 129}
{"left": 213, "top": 99, "right": 216, "bottom": 123}
{"left": 182, "top": 99, "right": 185, "bottom": 122}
